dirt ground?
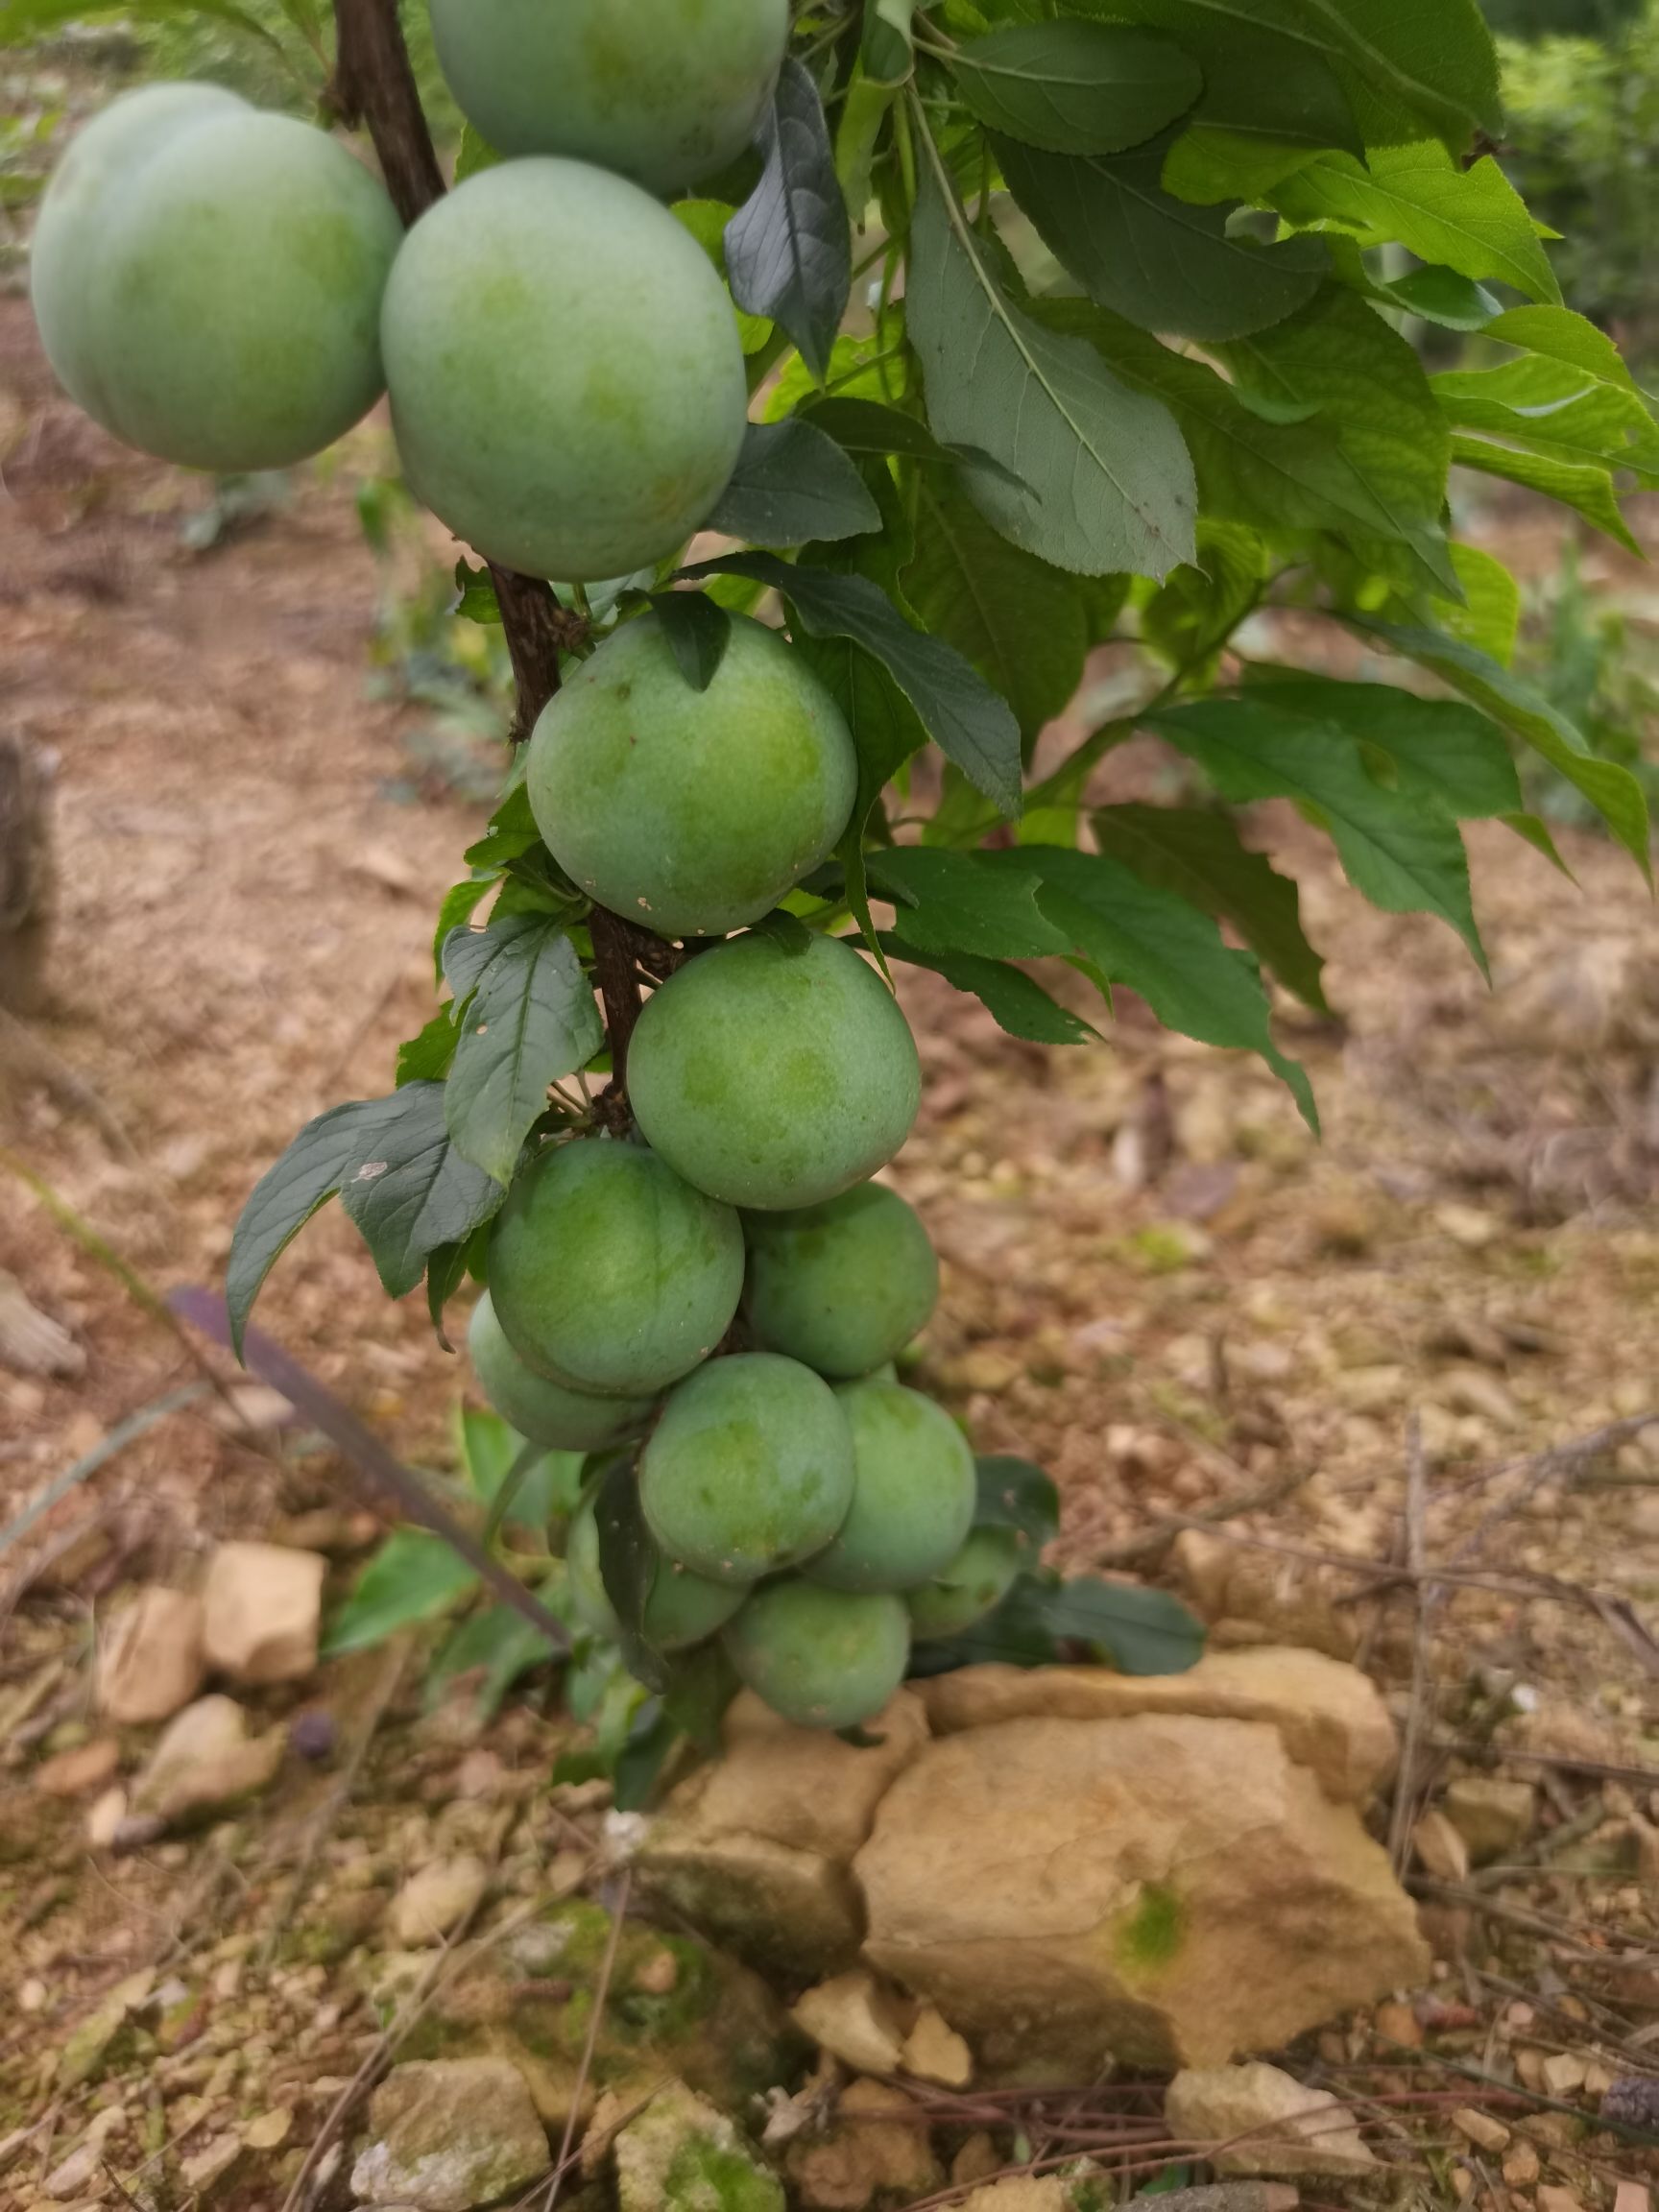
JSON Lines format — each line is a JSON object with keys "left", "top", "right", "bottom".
{"left": 1, "top": 277, "right": 1657, "bottom": 2212}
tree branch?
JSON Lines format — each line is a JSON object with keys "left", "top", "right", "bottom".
{"left": 331, "top": 0, "right": 645, "bottom": 1094}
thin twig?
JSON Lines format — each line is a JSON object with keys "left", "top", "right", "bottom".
{"left": 1388, "top": 1412, "right": 1434, "bottom": 1872}
{"left": 542, "top": 1868, "right": 633, "bottom": 2209}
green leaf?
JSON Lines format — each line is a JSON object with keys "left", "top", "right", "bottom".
{"left": 1219, "top": 285, "right": 1453, "bottom": 593}
{"left": 1481, "top": 305, "right": 1640, "bottom": 393}
{"left": 2, "top": 0, "right": 289, "bottom": 52}
{"left": 1000, "top": 134, "right": 1329, "bottom": 344}
{"left": 671, "top": 199, "right": 774, "bottom": 352}
{"left": 228, "top": 1094, "right": 405, "bottom": 1359}
{"left": 863, "top": 0, "right": 918, "bottom": 84}
{"left": 708, "top": 418, "right": 882, "bottom": 547}
{"left": 1449, "top": 438, "right": 1638, "bottom": 557}
{"left": 1438, "top": 542, "right": 1520, "bottom": 668}
{"left": 337, "top": 1082, "right": 506, "bottom": 1302}
{"left": 878, "top": 937, "right": 1097, "bottom": 1045}
{"left": 441, "top": 919, "right": 604, "bottom": 1185}
{"left": 902, "top": 478, "right": 1092, "bottom": 749}
{"left": 1149, "top": 691, "right": 1491, "bottom": 964}
{"left": 1433, "top": 356, "right": 1659, "bottom": 480}
{"left": 661, "top": 1640, "right": 741, "bottom": 1756}
{"left": 803, "top": 395, "right": 953, "bottom": 464}
{"left": 907, "top": 154, "right": 1196, "bottom": 582}
{"left": 454, "top": 123, "right": 503, "bottom": 181}
{"left": 425, "top": 1235, "right": 476, "bottom": 1349}
{"left": 646, "top": 589, "right": 733, "bottom": 691}
{"left": 1142, "top": 520, "right": 1268, "bottom": 674}
{"left": 1349, "top": 619, "right": 1653, "bottom": 877}
{"left": 1272, "top": 144, "right": 1560, "bottom": 306}
{"left": 1004, "top": 846, "right": 1317, "bottom": 1121}
{"left": 870, "top": 847, "right": 1072, "bottom": 958}
{"left": 1038, "top": 1575, "right": 1205, "bottom": 1675}
{"left": 452, "top": 561, "right": 502, "bottom": 625}
{"left": 593, "top": 1455, "right": 668, "bottom": 1695}
{"left": 949, "top": 20, "right": 1201, "bottom": 155}
{"left": 1161, "top": 40, "right": 1362, "bottom": 206}
{"left": 428, "top": 1600, "right": 560, "bottom": 1719}
{"left": 682, "top": 551, "right": 1023, "bottom": 820}
{"left": 397, "top": 1009, "right": 462, "bottom": 1088}
{"left": 724, "top": 58, "right": 851, "bottom": 383}
{"left": 1368, "top": 262, "right": 1502, "bottom": 332}
{"left": 1092, "top": 803, "right": 1328, "bottom": 1009}
{"left": 1238, "top": 677, "right": 1523, "bottom": 818}
{"left": 325, "top": 1530, "right": 479, "bottom": 1659}
{"left": 974, "top": 1455, "right": 1061, "bottom": 1551}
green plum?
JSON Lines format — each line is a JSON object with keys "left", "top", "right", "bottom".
{"left": 628, "top": 933, "right": 922, "bottom": 1211}
{"left": 380, "top": 159, "right": 746, "bottom": 582}
{"left": 429, "top": 0, "right": 788, "bottom": 197}
{"left": 639, "top": 1353, "right": 854, "bottom": 1585}
{"left": 805, "top": 1379, "right": 976, "bottom": 1594}
{"left": 566, "top": 1492, "right": 743, "bottom": 1651}
{"left": 32, "top": 85, "right": 400, "bottom": 471}
{"left": 527, "top": 613, "right": 856, "bottom": 940}
{"left": 906, "top": 1527, "right": 1024, "bottom": 1641}
{"left": 488, "top": 1139, "right": 743, "bottom": 1398}
{"left": 467, "top": 1291, "right": 654, "bottom": 1452}
{"left": 723, "top": 1579, "right": 911, "bottom": 1731}
{"left": 744, "top": 1182, "right": 939, "bottom": 1378}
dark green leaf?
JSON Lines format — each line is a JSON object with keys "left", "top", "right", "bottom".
{"left": 870, "top": 847, "right": 1072, "bottom": 958}
{"left": 425, "top": 1237, "right": 474, "bottom": 1350}
{"left": 878, "top": 938, "right": 1097, "bottom": 1045}
{"left": 724, "top": 57, "right": 851, "bottom": 383}
{"left": 397, "top": 1009, "right": 462, "bottom": 1088}
{"left": 863, "top": 0, "right": 918, "bottom": 84}
{"left": 661, "top": 1641, "right": 741, "bottom": 1755}
{"left": 441, "top": 918, "right": 604, "bottom": 1184}
{"left": 1161, "top": 37, "right": 1362, "bottom": 205}
{"left": 1002, "top": 846, "right": 1316, "bottom": 1122}
{"left": 324, "top": 1529, "right": 478, "bottom": 1658}
{"left": 902, "top": 478, "right": 1092, "bottom": 749}
{"left": 1000, "top": 133, "right": 1328, "bottom": 344}
{"left": 950, "top": 20, "right": 1201, "bottom": 154}
{"left": 906, "top": 156, "right": 1197, "bottom": 582}
{"left": 1148, "top": 693, "right": 1490, "bottom": 965}
{"left": 427, "top": 1600, "right": 559, "bottom": 1719}
{"left": 613, "top": 1702, "right": 683, "bottom": 1810}
{"left": 228, "top": 1094, "right": 404, "bottom": 1359}
{"left": 802, "top": 395, "right": 959, "bottom": 464}
{"left": 647, "top": 589, "right": 733, "bottom": 691}
{"left": 1092, "top": 804, "right": 1328, "bottom": 1010}
{"left": 974, "top": 1455, "right": 1061, "bottom": 1551}
{"left": 707, "top": 418, "right": 882, "bottom": 547}
{"left": 593, "top": 1456, "right": 668, "bottom": 1695}
{"left": 1141, "top": 520, "right": 1268, "bottom": 673}
{"left": 902, "top": 1574, "right": 1063, "bottom": 1673}
{"left": 682, "top": 551, "right": 1023, "bottom": 820}
{"left": 1038, "top": 1575, "right": 1206, "bottom": 1675}
{"left": 1238, "top": 677, "right": 1524, "bottom": 820}
{"left": 337, "top": 1082, "right": 505, "bottom": 1302}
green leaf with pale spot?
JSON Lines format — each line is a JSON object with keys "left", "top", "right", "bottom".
{"left": 442, "top": 919, "right": 604, "bottom": 1185}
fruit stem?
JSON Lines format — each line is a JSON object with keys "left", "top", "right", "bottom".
{"left": 331, "top": 0, "right": 645, "bottom": 1101}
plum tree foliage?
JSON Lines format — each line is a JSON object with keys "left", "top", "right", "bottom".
{"left": 30, "top": 0, "right": 1645, "bottom": 1736}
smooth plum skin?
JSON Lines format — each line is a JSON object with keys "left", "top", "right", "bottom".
{"left": 380, "top": 159, "right": 747, "bottom": 582}
{"left": 566, "top": 1492, "right": 743, "bottom": 1652}
{"left": 723, "top": 1579, "right": 910, "bottom": 1731}
{"left": 805, "top": 1379, "right": 977, "bottom": 1595}
{"left": 33, "top": 89, "right": 400, "bottom": 471}
{"left": 743, "top": 1182, "right": 939, "bottom": 1378}
{"left": 487, "top": 1140, "right": 744, "bottom": 1399}
{"left": 907, "top": 1527, "right": 1024, "bottom": 1641}
{"left": 428, "top": 0, "right": 788, "bottom": 197}
{"left": 528, "top": 613, "right": 856, "bottom": 940}
{"left": 628, "top": 933, "right": 922, "bottom": 1212}
{"left": 467, "top": 1291, "right": 654, "bottom": 1453}
{"left": 639, "top": 1353, "right": 854, "bottom": 1586}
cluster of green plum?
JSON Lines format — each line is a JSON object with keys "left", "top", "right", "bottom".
{"left": 29, "top": 0, "right": 791, "bottom": 583}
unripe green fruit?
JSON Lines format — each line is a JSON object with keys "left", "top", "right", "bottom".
{"left": 488, "top": 1140, "right": 743, "bottom": 1398}
{"left": 906, "top": 1527, "right": 1024, "bottom": 1641}
{"left": 380, "top": 160, "right": 746, "bottom": 582}
{"left": 805, "top": 1380, "right": 976, "bottom": 1594}
{"left": 628, "top": 934, "right": 922, "bottom": 1211}
{"left": 32, "top": 86, "right": 400, "bottom": 471}
{"left": 744, "top": 1183, "right": 939, "bottom": 1378}
{"left": 640, "top": 1353, "right": 854, "bottom": 1585}
{"left": 566, "top": 1492, "right": 742, "bottom": 1652}
{"left": 428, "top": 0, "right": 788, "bottom": 198}
{"left": 723, "top": 1579, "right": 910, "bottom": 1731}
{"left": 527, "top": 614, "right": 856, "bottom": 941}
{"left": 468, "top": 1291, "right": 654, "bottom": 1453}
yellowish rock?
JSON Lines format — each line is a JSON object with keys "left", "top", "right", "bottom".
{"left": 1443, "top": 1776, "right": 1534, "bottom": 1865}
{"left": 96, "top": 1586, "right": 205, "bottom": 1725}
{"left": 902, "top": 2005, "right": 973, "bottom": 2089}
{"left": 390, "top": 1854, "right": 489, "bottom": 1947}
{"left": 1411, "top": 1809, "right": 1470, "bottom": 1883}
{"left": 201, "top": 1540, "right": 325, "bottom": 1686}
{"left": 786, "top": 2078, "right": 940, "bottom": 2211}
{"left": 912, "top": 1648, "right": 1398, "bottom": 1805}
{"left": 1166, "top": 2062, "right": 1376, "bottom": 2176}
{"left": 1452, "top": 2106, "right": 1510, "bottom": 2153}
{"left": 130, "top": 1696, "right": 284, "bottom": 1827}
{"left": 791, "top": 1970, "right": 905, "bottom": 2077}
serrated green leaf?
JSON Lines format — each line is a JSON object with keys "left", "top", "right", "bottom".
{"left": 1433, "top": 355, "right": 1659, "bottom": 481}
{"left": 906, "top": 153, "right": 1196, "bottom": 582}
{"left": 878, "top": 937, "right": 1098, "bottom": 1044}
{"left": 1239, "top": 677, "right": 1524, "bottom": 818}
{"left": 949, "top": 20, "right": 1201, "bottom": 154}
{"left": 441, "top": 918, "right": 604, "bottom": 1184}
{"left": 1438, "top": 543, "right": 1519, "bottom": 668}
{"left": 452, "top": 560, "right": 502, "bottom": 625}
{"left": 397, "top": 1008, "right": 462, "bottom": 1088}
{"left": 1092, "top": 803, "right": 1328, "bottom": 1009}
{"left": 871, "top": 847, "right": 1073, "bottom": 957}
{"left": 708, "top": 418, "right": 882, "bottom": 547}
{"left": 1273, "top": 144, "right": 1560, "bottom": 305}
{"left": 1150, "top": 691, "right": 1490, "bottom": 964}
{"left": 337, "top": 1082, "right": 505, "bottom": 1301}
{"left": 1000, "top": 133, "right": 1329, "bottom": 344}
{"left": 1452, "top": 440, "right": 1638, "bottom": 556}
{"left": 902, "top": 479, "right": 1092, "bottom": 749}
{"left": 325, "top": 1530, "right": 479, "bottom": 1659}
{"left": 1482, "top": 305, "right": 1639, "bottom": 393}
{"left": 1142, "top": 520, "right": 1269, "bottom": 673}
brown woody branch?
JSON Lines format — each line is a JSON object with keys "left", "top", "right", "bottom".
{"left": 333, "top": 0, "right": 645, "bottom": 1094}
